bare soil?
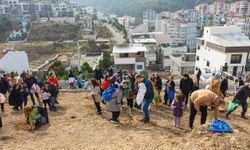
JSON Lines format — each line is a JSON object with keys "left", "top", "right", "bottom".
{"left": 0, "top": 92, "right": 250, "bottom": 150}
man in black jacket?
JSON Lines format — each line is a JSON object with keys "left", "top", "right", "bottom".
{"left": 155, "top": 73, "right": 162, "bottom": 103}
{"left": 24, "top": 73, "right": 39, "bottom": 105}
{"left": 220, "top": 76, "right": 229, "bottom": 97}
{"left": 226, "top": 83, "right": 250, "bottom": 119}
{"left": 180, "top": 74, "right": 194, "bottom": 106}
{"left": 93, "top": 66, "right": 103, "bottom": 84}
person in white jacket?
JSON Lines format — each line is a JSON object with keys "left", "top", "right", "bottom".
{"left": 135, "top": 75, "right": 154, "bottom": 123}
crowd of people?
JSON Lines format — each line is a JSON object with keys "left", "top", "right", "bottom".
{"left": 91, "top": 66, "right": 250, "bottom": 130}
{"left": 0, "top": 70, "right": 59, "bottom": 129}
{"left": 0, "top": 66, "right": 250, "bottom": 131}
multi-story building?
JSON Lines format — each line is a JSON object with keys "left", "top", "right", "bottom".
{"left": 0, "top": 4, "right": 10, "bottom": 14}
{"left": 196, "top": 26, "right": 250, "bottom": 76}
{"left": 161, "top": 43, "right": 188, "bottom": 71}
{"left": 143, "top": 9, "right": 156, "bottom": 21}
{"left": 170, "top": 53, "right": 196, "bottom": 75}
{"left": 133, "top": 38, "right": 157, "bottom": 66}
{"left": 80, "top": 12, "right": 93, "bottom": 32}
{"left": 165, "top": 19, "right": 197, "bottom": 50}
{"left": 118, "top": 15, "right": 135, "bottom": 31}
{"left": 227, "top": 15, "right": 250, "bottom": 37}
{"left": 3, "top": 0, "right": 18, "bottom": 8}
{"left": 112, "top": 44, "right": 147, "bottom": 72}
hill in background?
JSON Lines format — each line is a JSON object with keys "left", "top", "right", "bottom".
{"left": 28, "top": 23, "right": 82, "bottom": 42}
{"left": 76, "top": 0, "right": 245, "bottom": 17}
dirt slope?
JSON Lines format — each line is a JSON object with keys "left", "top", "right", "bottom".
{"left": 0, "top": 92, "right": 249, "bottom": 150}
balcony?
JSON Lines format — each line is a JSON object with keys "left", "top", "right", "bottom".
{"left": 114, "top": 57, "right": 136, "bottom": 65}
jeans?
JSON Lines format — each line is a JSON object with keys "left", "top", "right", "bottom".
{"left": 111, "top": 111, "right": 120, "bottom": 121}
{"left": 29, "top": 92, "right": 39, "bottom": 105}
{"left": 142, "top": 97, "right": 153, "bottom": 121}
{"left": 43, "top": 99, "right": 52, "bottom": 111}
{"left": 183, "top": 93, "right": 189, "bottom": 106}
{"left": 127, "top": 99, "right": 133, "bottom": 109}
{"left": 189, "top": 102, "right": 208, "bottom": 129}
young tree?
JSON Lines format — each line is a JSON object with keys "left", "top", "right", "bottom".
{"left": 48, "top": 61, "right": 67, "bottom": 79}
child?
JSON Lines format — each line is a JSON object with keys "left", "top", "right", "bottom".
{"left": 102, "top": 75, "right": 110, "bottom": 91}
{"left": 91, "top": 78, "right": 102, "bottom": 115}
{"left": 106, "top": 79, "right": 123, "bottom": 123}
{"left": 122, "top": 75, "right": 134, "bottom": 109}
{"left": 42, "top": 86, "right": 52, "bottom": 111}
{"left": 46, "top": 82, "right": 57, "bottom": 111}
{"left": 171, "top": 94, "right": 185, "bottom": 128}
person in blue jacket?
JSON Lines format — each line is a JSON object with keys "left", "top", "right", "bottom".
{"left": 135, "top": 74, "right": 154, "bottom": 123}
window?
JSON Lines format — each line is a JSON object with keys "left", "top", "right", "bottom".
{"left": 196, "top": 56, "right": 200, "bottom": 61}
{"left": 206, "top": 61, "right": 210, "bottom": 67}
{"left": 231, "top": 54, "right": 242, "bottom": 64}
{"left": 197, "top": 45, "right": 200, "bottom": 50}
{"left": 136, "top": 65, "right": 143, "bottom": 70}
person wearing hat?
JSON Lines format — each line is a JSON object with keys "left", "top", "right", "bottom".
{"left": 189, "top": 89, "right": 225, "bottom": 130}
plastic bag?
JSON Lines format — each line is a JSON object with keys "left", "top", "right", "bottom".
{"left": 228, "top": 102, "right": 239, "bottom": 111}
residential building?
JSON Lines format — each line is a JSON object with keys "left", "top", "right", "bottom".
{"left": 165, "top": 19, "right": 197, "bottom": 50}
{"left": 161, "top": 43, "right": 188, "bottom": 71}
{"left": 0, "top": 50, "right": 29, "bottom": 74}
{"left": 3, "top": 0, "right": 18, "bottom": 8}
{"left": 0, "top": 4, "right": 10, "bottom": 14}
{"left": 170, "top": 53, "right": 196, "bottom": 75}
{"left": 227, "top": 15, "right": 250, "bottom": 37}
{"left": 133, "top": 38, "right": 157, "bottom": 66}
{"left": 112, "top": 44, "right": 147, "bottom": 72}
{"left": 80, "top": 12, "right": 93, "bottom": 32}
{"left": 143, "top": 9, "right": 156, "bottom": 21}
{"left": 117, "top": 15, "right": 135, "bottom": 31}
{"left": 196, "top": 26, "right": 250, "bottom": 76}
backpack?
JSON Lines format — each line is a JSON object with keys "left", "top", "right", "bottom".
{"left": 102, "top": 86, "right": 115, "bottom": 102}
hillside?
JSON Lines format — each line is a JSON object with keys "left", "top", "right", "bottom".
{"left": 28, "top": 23, "right": 82, "bottom": 42}
{"left": 76, "top": 0, "right": 245, "bottom": 17}
{"left": 0, "top": 92, "right": 250, "bottom": 149}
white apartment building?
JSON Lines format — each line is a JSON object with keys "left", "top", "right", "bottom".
{"left": 118, "top": 15, "right": 135, "bottom": 31}
{"left": 143, "top": 9, "right": 156, "bottom": 21}
{"left": 196, "top": 26, "right": 250, "bottom": 76}
{"left": 3, "top": 0, "right": 18, "bottom": 8}
{"left": 0, "top": 4, "right": 10, "bottom": 14}
{"left": 161, "top": 44, "right": 188, "bottom": 71}
{"left": 112, "top": 44, "right": 147, "bottom": 72}
{"left": 165, "top": 20, "right": 197, "bottom": 50}
{"left": 227, "top": 15, "right": 250, "bottom": 37}
{"left": 133, "top": 38, "right": 157, "bottom": 66}
{"left": 80, "top": 13, "right": 93, "bottom": 32}
{"left": 170, "top": 53, "right": 196, "bottom": 75}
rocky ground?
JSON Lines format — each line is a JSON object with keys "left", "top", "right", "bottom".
{"left": 0, "top": 92, "right": 249, "bottom": 150}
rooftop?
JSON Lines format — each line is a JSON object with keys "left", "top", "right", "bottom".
{"left": 202, "top": 26, "right": 250, "bottom": 47}
{"left": 113, "top": 44, "right": 147, "bottom": 54}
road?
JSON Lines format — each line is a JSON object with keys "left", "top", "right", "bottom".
{"left": 106, "top": 24, "right": 126, "bottom": 45}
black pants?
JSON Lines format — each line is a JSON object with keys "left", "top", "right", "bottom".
{"left": 0, "top": 116, "right": 2, "bottom": 127}
{"left": 43, "top": 99, "right": 52, "bottom": 111}
{"left": 183, "top": 93, "right": 189, "bottom": 106}
{"left": 189, "top": 102, "right": 208, "bottom": 129}
{"left": 30, "top": 92, "right": 39, "bottom": 105}
{"left": 112, "top": 111, "right": 120, "bottom": 121}
{"left": 92, "top": 95, "right": 102, "bottom": 112}
{"left": 1, "top": 103, "right": 4, "bottom": 112}
{"left": 221, "top": 90, "right": 226, "bottom": 97}
{"left": 127, "top": 99, "right": 133, "bottom": 109}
